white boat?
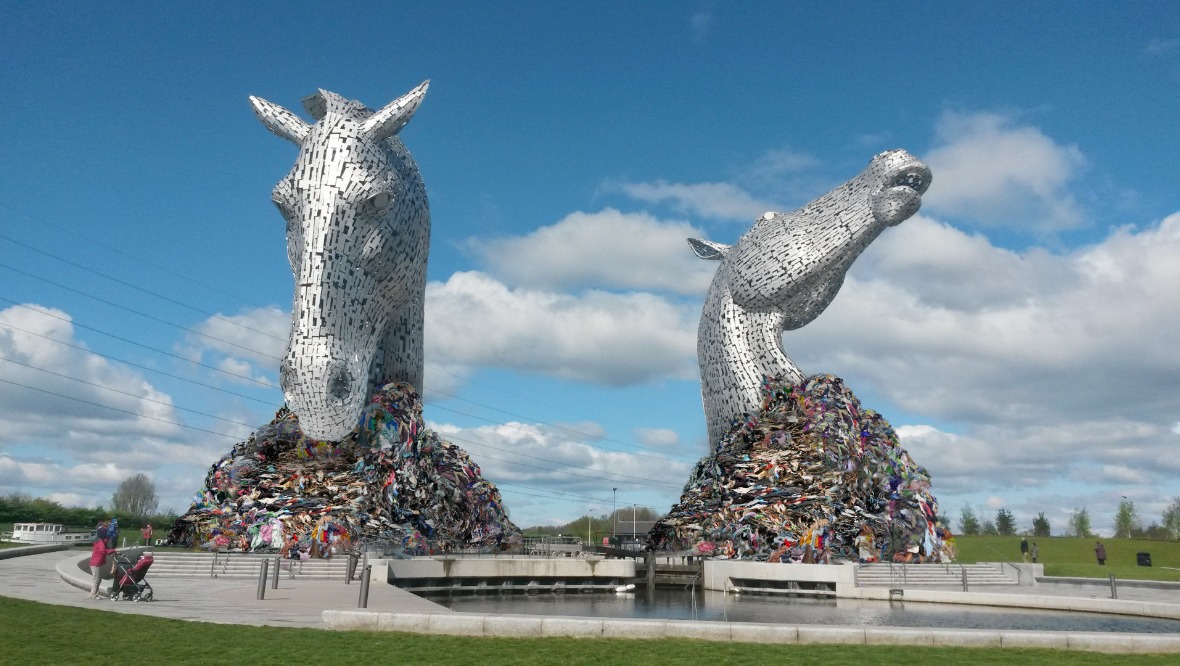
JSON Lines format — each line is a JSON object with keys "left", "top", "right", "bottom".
{"left": 4, "top": 522, "right": 96, "bottom": 544}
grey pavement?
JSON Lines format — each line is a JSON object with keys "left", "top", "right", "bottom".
{"left": 0, "top": 549, "right": 448, "bottom": 628}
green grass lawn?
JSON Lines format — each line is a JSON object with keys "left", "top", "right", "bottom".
{"left": 953, "top": 536, "right": 1180, "bottom": 582}
{"left": 1, "top": 595, "right": 1176, "bottom": 665}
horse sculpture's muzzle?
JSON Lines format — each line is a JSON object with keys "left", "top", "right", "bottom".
{"left": 279, "top": 334, "right": 374, "bottom": 442}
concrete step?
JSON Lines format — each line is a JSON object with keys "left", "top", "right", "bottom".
{"left": 144, "top": 552, "right": 358, "bottom": 580}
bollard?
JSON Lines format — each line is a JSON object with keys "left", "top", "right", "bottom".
{"left": 272, "top": 556, "right": 280, "bottom": 589}
{"left": 645, "top": 550, "right": 655, "bottom": 591}
{"left": 257, "top": 559, "right": 269, "bottom": 600}
{"left": 961, "top": 567, "right": 968, "bottom": 592}
{"left": 1109, "top": 572, "right": 1117, "bottom": 599}
{"left": 358, "top": 565, "right": 372, "bottom": 608}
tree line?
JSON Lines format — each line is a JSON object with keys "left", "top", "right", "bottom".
{"left": 957, "top": 498, "right": 1180, "bottom": 539}
{"left": 2, "top": 474, "right": 177, "bottom": 532}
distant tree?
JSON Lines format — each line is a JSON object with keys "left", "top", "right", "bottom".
{"left": 1032, "top": 512, "right": 1051, "bottom": 537}
{"left": 982, "top": 520, "right": 999, "bottom": 536}
{"left": 959, "top": 506, "right": 981, "bottom": 535}
{"left": 1136, "top": 522, "right": 1170, "bottom": 540}
{"left": 110, "top": 474, "right": 159, "bottom": 519}
{"left": 996, "top": 508, "right": 1016, "bottom": 536}
{"left": 1163, "top": 498, "right": 1180, "bottom": 540}
{"left": 1113, "top": 500, "right": 1139, "bottom": 538}
{"left": 1068, "top": 507, "right": 1093, "bottom": 538}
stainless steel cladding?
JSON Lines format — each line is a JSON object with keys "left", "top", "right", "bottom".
{"left": 690, "top": 149, "right": 931, "bottom": 444}
{"left": 250, "top": 82, "right": 431, "bottom": 441}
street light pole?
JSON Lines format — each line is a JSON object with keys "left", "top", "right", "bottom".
{"left": 587, "top": 508, "right": 594, "bottom": 545}
{"left": 612, "top": 488, "right": 617, "bottom": 537}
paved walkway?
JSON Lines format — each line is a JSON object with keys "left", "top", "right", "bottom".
{"left": 0, "top": 549, "right": 447, "bottom": 628}
{"left": 2, "top": 549, "right": 1178, "bottom": 652}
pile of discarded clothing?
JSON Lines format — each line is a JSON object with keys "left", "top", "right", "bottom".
{"left": 648, "top": 374, "right": 952, "bottom": 563}
{"left": 169, "top": 382, "right": 521, "bottom": 556}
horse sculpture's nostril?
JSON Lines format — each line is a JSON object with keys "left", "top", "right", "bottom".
{"left": 279, "top": 358, "right": 296, "bottom": 391}
{"left": 326, "top": 362, "right": 354, "bottom": 406}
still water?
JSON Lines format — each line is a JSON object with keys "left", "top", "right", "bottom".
{"left": 425, "top": 588, "right": 1180, "bottom": 634}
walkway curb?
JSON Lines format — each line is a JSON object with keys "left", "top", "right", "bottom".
{"left": 845, "top": 586, "right": 1180, "bottom": 620}
{"left": 321, "top": 609, "right": 1180, "bottom": 653}
{"left": 0, "top": 544, "right": 71, "bottom": 560}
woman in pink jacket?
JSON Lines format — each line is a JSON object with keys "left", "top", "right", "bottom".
{"left": 88, "top": 527, "right": 116, "bottom": 599}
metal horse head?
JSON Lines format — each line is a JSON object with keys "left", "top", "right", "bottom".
{"left": 689, "top": 149, "right": 931, "bottom": 444}
{"left": 249, "top": 82, "right": 430, "bottom": 441}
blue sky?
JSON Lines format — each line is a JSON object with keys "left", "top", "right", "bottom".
{"left": 1, "top": 2, "right": 1178, "bottom": 534}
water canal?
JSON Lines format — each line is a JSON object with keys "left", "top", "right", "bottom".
{"left": 424, "top": 588, "right": 1180, "bottom": 634}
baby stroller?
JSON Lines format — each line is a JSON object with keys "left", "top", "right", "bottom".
{"left": 109, "top": 552, "right": 154, "bottom": 602}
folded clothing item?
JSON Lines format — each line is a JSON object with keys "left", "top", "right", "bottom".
{"left": 648, "top": 374, "right": 953, "bottom": 563}
{"left": 168, "top": 382, "right": 522, "bottom": 556}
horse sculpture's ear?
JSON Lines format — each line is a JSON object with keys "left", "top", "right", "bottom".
{"left": 362, "top": 80, "right": 430, "bottom": 143}
{"left": 688, "top": 238, "right": 730, "bottom": 260}
{"left": 249, "top": 96, "right": 310, "bottom": 145}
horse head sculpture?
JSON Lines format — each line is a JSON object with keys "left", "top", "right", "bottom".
{"left": 690, "top": 149, "right": 931, "bottom": 444}
{"left": 249, "top": 82, "right": 431, "bottom": 441}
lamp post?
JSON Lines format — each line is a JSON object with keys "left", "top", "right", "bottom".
{"left": 633, "top": 504, "right": 637, "bottom": 542}
{"left": 612, "top": 488, "right": 617, "bottom": 537}
{"left": 587, "top": 508, "right": 594, "bottom": 546}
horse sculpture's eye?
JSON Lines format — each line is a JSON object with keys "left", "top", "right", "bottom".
{"left": 368, "top": 192, "right": 392, "bottom": 212}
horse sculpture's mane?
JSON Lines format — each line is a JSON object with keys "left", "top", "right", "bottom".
{"left": 250, "top": 82, "right": 431, "bottom": 441}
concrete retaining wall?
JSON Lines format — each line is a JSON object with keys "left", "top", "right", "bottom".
{"left": 702, "top": 560, "right": 853, "bottom": 592}
{"left": 388, "top": 557, "right": 634, "bottom": 580}
{"left": 322, "top": 609, "right": 1180, "bottom": 653}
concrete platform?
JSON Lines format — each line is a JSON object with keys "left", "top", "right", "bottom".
{"left": 1, "top": 549, "right": 1177, "bottom": 653}
{"left": 0, "top": 550, "right": 448, "bottom": 628}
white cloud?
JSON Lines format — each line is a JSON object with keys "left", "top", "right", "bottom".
{"left": 633, "top": 427, "right": 680, "bottom": 448}
{"left": 787, "top": 212, "right": 1180, "bottom": 527}
{"left": 181, "top": 306, "right": 287, "bottom": 381}
{"left": 424, "top": 271, "right": 698, "bottom": 386}
{"left": 217, "top": 357, "right": 276, "bottom": 386}
{"left": 469, "top": 208, "right": 716, "bottom": 295}
{"left": 689, "top": 10, "right": 712, "bottom": 42}
{"left": 0, "top": 304, "right": 180, "bottom": 444}
{"left": 921, "top": 110, "right": 1087, "bottom": 230}
{"left": 433, "top": 420, "right": 692, "bottom": 526}
{"left": 608, "top": 180, "right": 775, "bottom": 222}
{"left": 1144, "top": 38, "right": 1180, "bottom": 56}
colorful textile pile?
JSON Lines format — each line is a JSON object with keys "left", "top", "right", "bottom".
{"left": 648, "top": 374, "right": 952, "bottom": 563}
{"left": 169, "top": 382, "right": 521, "bottom": 556}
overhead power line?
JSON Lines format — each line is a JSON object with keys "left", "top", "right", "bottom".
{"left": 0, "top": 355, "right": 266, "bottom": 431}
{"left": 0, "top": 298, "right": 276, "bottom": 388}
{"left": 0, "top": 320, "right": 280, "bottom": 406}
{"left": 0, "top": 223, "right": 285, "bottom": 342}
{"left": 0, "top": 261, "right": 284, "bottom": 360}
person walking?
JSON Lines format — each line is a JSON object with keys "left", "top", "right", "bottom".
{"left": 1095, "top": 541, "right": 1107, "bottom": 565}
{"left": 88, "top": 528, "right": 116, "bottom": 599}
{"left": 1020, "top": 536, "right": 1029, "bottom": 563}
{"left": 1030, "top": 542, "right": 1039, "bottom": 563}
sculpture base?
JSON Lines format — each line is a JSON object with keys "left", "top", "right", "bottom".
{"left": 168, "top": 382, "right": 521, "bottom": 556}
{"left": 649, "top": 374, "right": 951, "bottom": 563}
